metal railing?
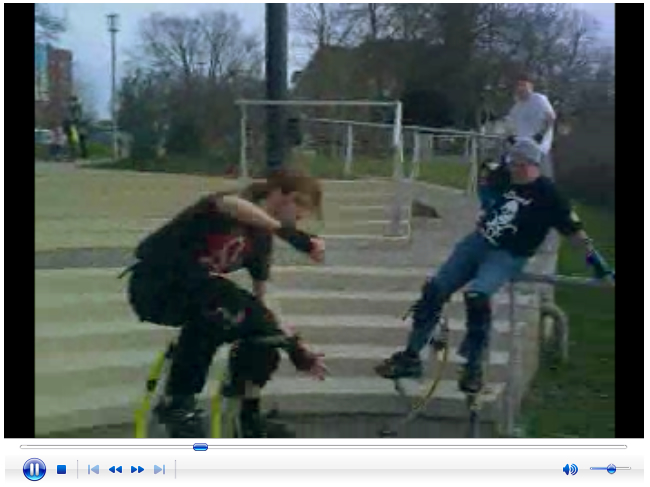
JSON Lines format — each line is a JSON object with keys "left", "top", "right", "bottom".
{"left": 297, "top": 116, "right": 504, "bottom": 196}
{"left": 235, "top": 99, "right": 403, "bottom": 181}
{"left": 502, "top": 272, "right": 615, "bottom": 437}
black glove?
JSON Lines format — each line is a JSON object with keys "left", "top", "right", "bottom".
{"left": 276, "top": 225, "right": 314, "bottom": 254}
{"left": 506, "top": 135, "right": 517, "bottom": 146}
{"left": 532, "top": 132, "right": 544, "bottom": 144}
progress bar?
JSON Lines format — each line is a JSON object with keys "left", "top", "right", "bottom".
{"left": 21, "top": 444, "right": 628, "bottom": 450}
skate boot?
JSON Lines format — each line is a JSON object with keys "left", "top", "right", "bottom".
{"left": 458, "top": 362, "right": 484, "bottom": 395}
{"left": 374, "top": 350, "right": 423, "bottom": 380}
{"left": 240, "top": 408, "right": 296, "bottom": 438}
{"left": 154, "top": 395, "right": 207, "bottom": 438}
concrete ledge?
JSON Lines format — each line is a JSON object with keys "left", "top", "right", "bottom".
{"left": 35, "top": 289, "right": 539, "bottom": 325}
{"left": 37, "top": 414, "right": 500, "bottom": 439}
{"left": 36, "top": 315, "right": 516, "bottom": 353}
{"left": 35, "top": 377, "right": 506, "bottom": 436}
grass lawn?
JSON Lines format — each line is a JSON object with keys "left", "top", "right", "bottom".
{"left": 86, "top": 151, "right": 468, "bottom": 182}
{"left": 518, "top": 205, "right": 615, "bottom": 438}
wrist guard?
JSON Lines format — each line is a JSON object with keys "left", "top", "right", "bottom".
{"left": 586, "top": 249, "right": 612, "bottom": 279}
{"left": 276, "top": 225, "right": 314, "bottom": 254}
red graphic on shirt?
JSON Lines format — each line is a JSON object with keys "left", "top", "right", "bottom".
{"left": 202, "top": 233, "right": 251, "bottom": 274}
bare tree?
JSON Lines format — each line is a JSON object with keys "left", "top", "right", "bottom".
{"left": 138, "top": 13, "right": 205, "bottom": 80}
{"left": 290, "top": 3, "right": 359, "bottom": 51}
{"left": 35, "top": 3, "right": 66, "bottom": 42}
{"left": 200, "top": 10, "right": 262, "bottom": 82}
{"left": 291, "top": 4, "right": 333, "bottom": 50}
{"left": 135, "top": 10, "right": 261, "bottom": 83}
{"left": 124, "top": 8, "right": 264, "bottom": 157}
{"left": 383, "top": 4, "right": 436, "bottom": 41}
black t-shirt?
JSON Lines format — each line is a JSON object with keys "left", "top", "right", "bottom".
{"left": 478, "top": 177, "right": 582, "bottom": 257}
{"left": 135, "top": 192, "right": 272, "bottom": 282}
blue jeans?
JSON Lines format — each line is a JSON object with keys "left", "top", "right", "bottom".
{"left": 406, "top": 231, "right": 528, "bottom": 365}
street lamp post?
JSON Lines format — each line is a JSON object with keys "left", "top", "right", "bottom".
{"left": 107, "top": 13, "right": 119, "bottom": 162}
{"left": 265, "top": 4, "right": 288, "bottom": 173}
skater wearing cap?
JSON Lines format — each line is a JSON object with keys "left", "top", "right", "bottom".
{"left": 375, "top": 138, "right": 613, "bottom": 394}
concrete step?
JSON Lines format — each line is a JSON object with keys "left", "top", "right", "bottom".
{"left": 37, "top": 414, "right": 499, "bottom": 439}
{"left": 35, "top": 345, "right": 510, "bottom": 396}
{"left": 325, "top": 205, "right": 410, "bottom": 221}
{"left": 35, "top": 287, "right": 537, "bottom": 326}
{"left": 271, "top": 289, "right": 537, "bottom": 321}
{"left": 37, "top": 216, "right": 409, "bottom": 241}
{"left": 35, "top": 315, "right": 515, "bottom": 353}
{"left": 320, "top": 179, "right": 396, "bottom": 191}
{"left": 36, "top": 268, "right": 536, "bottom": 304}
{"left": 37, "top": 264, "right": 540, "bottom": 297}
{"left": 36, "top": 267, "right": 435, "bottom": 297}
{"left": 35, "top": 376, "right": 506, "bottom": 436}
{"left": 320, "top": 191, "right": 398, "bottom": 205}
{"left": 309, "top": 219, "right": 410, "bottom": 236}
{"left": 262, "top": 266, "right": 534, "bottom": 294}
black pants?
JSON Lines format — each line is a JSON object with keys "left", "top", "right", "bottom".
{"left": 127, "top": 263, "right": 283, "bottom": 397}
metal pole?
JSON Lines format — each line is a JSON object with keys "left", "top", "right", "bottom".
{"left": 265, "top": 4, "right": 288, "bottom": 173}
{"left": 240, "top": 105, "right": 249, "bottom": 180}
{"left": 344, "top": 124, "right": 354, "bottom": 177}
{"left": 392, "top": 102, "right": 404, "bottom": 180}
{"left": 107, "top": 13, "right": 119, "bottom": 162}
{"left": 505, "top": 282, "right": 517, "bottom": 437}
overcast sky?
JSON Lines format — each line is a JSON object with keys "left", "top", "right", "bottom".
{"left": 49, "top": 3, "right": 615, "bottom": 119}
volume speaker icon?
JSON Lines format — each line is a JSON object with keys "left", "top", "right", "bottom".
{"left": 563, "top": 464, "right": 578, "bottom": 475}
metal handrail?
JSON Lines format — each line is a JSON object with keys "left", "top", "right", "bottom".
{"left": 503, "top": 272, "right": 614, "bottom": 437}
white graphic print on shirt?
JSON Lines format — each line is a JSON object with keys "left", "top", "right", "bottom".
{"left": 482, "top": 191, "right": 532, "bottom": 242}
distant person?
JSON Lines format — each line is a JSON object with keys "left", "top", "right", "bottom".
{"left": 62, "top": 119, "right": 76, "bottom": 160}
{"left": 49, "top": 126, "right": 66, "bottom": 161}
{"left": 69, "top": 125, "right": 80, "bottom": 160}
{"left": 68, "top": 95, "right": 83, "bottom": 124}
{"left": 506, "top": 73, "right": 556, "bottom": 178}
{"left": 78, "top": 123, "right": 89, "bottom": 159}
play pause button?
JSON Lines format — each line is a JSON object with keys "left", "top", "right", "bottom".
{"left": 154, "top": 465, "right": 165, "bottom": 475}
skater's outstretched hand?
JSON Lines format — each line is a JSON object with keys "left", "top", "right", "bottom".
{"left": 309, "top": 237, "right": 325, "bottom": 263}
{"left": 288, "top": 337, "right": 328, "bottom": 380}
{"left": 304, "top": 349, "right": 328, "bottom": 381}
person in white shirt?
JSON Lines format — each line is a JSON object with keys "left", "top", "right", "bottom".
{"left": 506, "top": 73, "right": 556, "bottom": 178}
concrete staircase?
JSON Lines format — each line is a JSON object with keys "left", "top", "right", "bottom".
{"left": 35, "top": 179, "right": 547, "bottom": 438}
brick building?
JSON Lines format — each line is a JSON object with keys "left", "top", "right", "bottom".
{"left": 35, "top": 45, "right": 73, "bottom": 129}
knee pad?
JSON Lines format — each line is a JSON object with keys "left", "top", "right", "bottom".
{"left": 411, "top": 278, "right": 444, "bottom": 329}
{"left": 228, "top": 342, "right": 281, "bottom": 393}
{"left": 464, "top": 291, "right": 491, "bottom": 328}
{"left": 461, "top": 292, "right": 492, "bottom": 362}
